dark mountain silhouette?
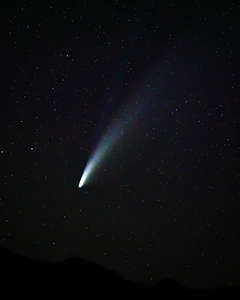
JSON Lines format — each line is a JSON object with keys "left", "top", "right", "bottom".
{"left": 0, "top": 247, "right": 239, "bottom": 296}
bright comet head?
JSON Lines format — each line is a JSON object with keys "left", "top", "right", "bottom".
{"left": 78, "top": 174, "right": 85, "bottom": 188}
{"left": 78, "top": 154, "right": 100, "bottom": 188}
{"left": 78, "top": 164, "right": 91, "bottom": 188}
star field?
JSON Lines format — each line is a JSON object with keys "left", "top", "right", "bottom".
{"left": 1, "top": 1, "right": 240, "bottom": 289}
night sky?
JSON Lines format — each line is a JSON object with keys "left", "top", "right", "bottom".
{"left": 1, "top": 1, "right": 240, "bottom": 289}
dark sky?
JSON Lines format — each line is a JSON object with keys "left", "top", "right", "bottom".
{"left": 1, "top": 1, "right": 240, "bottom": 289}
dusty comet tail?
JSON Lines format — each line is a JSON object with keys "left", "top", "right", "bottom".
{"left": 78, "top": 133, "right": 112, "bottom": 188}
{"left": 78, "top": 96, "right": 144, "bottom": 188}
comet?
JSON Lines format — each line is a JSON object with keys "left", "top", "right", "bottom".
{"left": 78, "top": 89, "right": 146, "bottom": 189}
{"left": 78, "top": 134, "right": 111, "bottom": 188}
{"left": 78, "top": 119, "right": 123, "bottom": 188}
